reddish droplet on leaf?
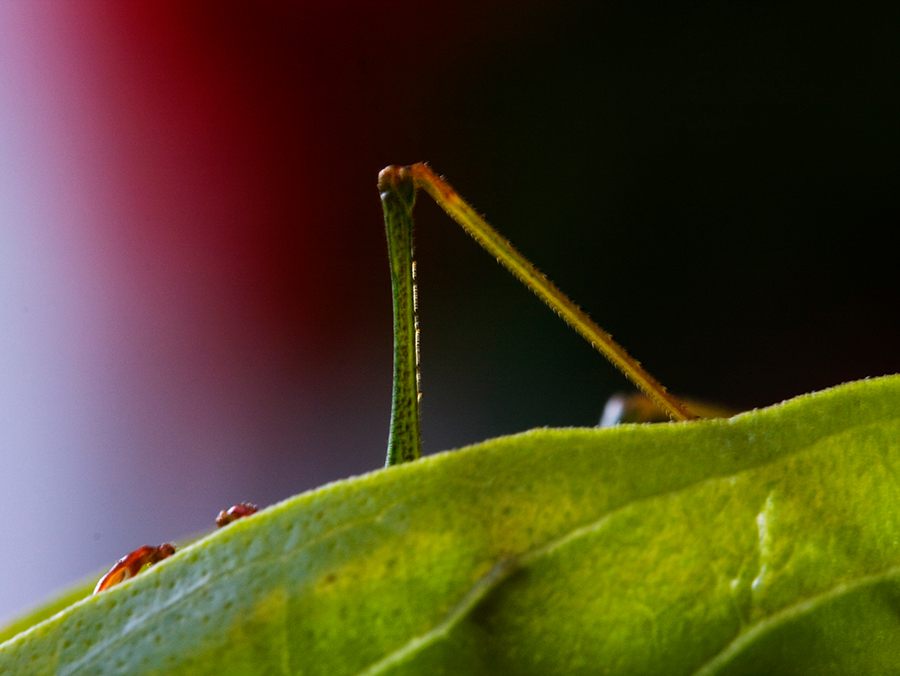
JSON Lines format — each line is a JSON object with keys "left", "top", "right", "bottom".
{"left": 215, "top": 503, "right": 258, "bottom": 528}
{"left": 93, "top": 543, "right": 176, "bottom": 594}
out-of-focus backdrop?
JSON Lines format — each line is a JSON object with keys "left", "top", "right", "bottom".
{"left": 1, "top": 1, "right": 898, "bottom": 623}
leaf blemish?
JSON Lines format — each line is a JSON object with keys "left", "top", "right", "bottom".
{"left": 751, "top": 492, "right": 777, "bottom": 597}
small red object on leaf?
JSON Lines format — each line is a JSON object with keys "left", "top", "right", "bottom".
{"left": 215, "top": 503, "right": 258, "bottom": 528}
{"left": 94, "top": 504, "right": 256, "bottom": 594}
{"left": 93, "top": 543, "right": 176, "bottom": 594}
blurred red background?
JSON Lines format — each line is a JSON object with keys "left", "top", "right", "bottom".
{"left": 1, "top": 1, "right": 898, "bottom": 622}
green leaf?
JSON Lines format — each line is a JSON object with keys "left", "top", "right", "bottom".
{"left": 0, "top": 582, "right": 94, "bottom": 647}
{"left": 2, "top": 375, "right": 900, "bottom": 675}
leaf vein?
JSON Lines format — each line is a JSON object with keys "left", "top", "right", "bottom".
{"left": 353, "top": 558, "right": 517, "bottom": 676}
{"left": 690, "top": 565, "right": 900, "bottom": 676}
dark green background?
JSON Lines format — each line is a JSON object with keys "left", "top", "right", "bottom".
{"left": 383, "top": 2, "right": 900, "bottom": 447}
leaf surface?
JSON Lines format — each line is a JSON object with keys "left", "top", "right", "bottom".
{"left": 2, "top": 375, "right": 900, "bottom": 675}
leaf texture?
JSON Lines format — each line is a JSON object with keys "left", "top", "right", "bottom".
{"left": 2, "top": 375, "right": 899, "bottom": 675}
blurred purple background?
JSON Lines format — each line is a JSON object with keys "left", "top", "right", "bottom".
{"left": 1, "top": 1, "right": 898, "bottom": 622}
